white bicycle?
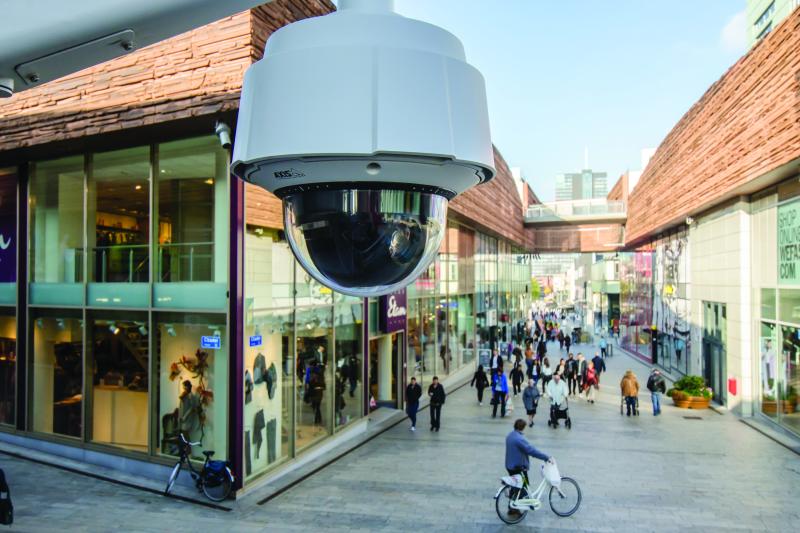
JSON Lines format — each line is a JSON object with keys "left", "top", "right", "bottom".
{"left": 494, "top": 461, "right": 581, "bottom": 525}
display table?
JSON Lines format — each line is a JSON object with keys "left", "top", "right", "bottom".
{"left": 92, "top": 386, "right": 147, "bottom": 450}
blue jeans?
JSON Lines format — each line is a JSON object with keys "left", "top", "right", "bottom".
{"left": 651, "top": 392, "right": 661, "bottom": 415}
{"left": 407, "top": 401, "right": 419, "bottom": 427}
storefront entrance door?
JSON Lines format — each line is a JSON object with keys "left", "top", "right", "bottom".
{"left": 702, "top": 301, "right": 727, "bottom": 405}
{"left": 369, "top": 333, "right": 402, "bottom": 409}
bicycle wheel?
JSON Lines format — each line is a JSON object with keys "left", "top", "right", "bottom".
{"left": 495, "top": 485, "right": 528, "bottom": 525}
{"left": 164, "top": 463, "right": 181, "bottom": 496}
{"left": 548, "top": 477, "right": 581, "bottom": 517}
{"left": 201, "top": 468, "right": 233, "bottom": 502}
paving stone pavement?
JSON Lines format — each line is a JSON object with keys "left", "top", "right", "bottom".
{"left": 2, "top": 340, "right": 799, "bottom": 532}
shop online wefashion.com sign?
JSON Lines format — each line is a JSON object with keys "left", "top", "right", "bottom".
{"left": 778, "top": 200, "right": 800, "bottom": 285}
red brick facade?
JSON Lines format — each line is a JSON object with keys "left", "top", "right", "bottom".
{"left": 625, "top": 8, "right": 800, "bottom": 245}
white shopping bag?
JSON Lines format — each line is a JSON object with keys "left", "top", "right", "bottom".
{"left": 542, "top": 459, "right": 561, "bottom": 488}
{"left": 507, "top": 396, "right": 515, "bottom": 412}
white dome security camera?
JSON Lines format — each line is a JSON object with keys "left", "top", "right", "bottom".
{"left": 232, "top": 0, "right": 495, "bottom": 297}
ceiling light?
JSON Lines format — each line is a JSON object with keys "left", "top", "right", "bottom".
{"left": 166, "top": 324, "right": 177, "bottom": 337}
{"left": 109, "top": 322, "right": 120, "bottom": 335}
{"left": 135, "top": 184, "right": 142, "bottom": 190}
{"left": 204, "top": 179, "right": 214, "bottom": 185}
{"left": 139, "top": 324, "right": 148, "bottom": 336}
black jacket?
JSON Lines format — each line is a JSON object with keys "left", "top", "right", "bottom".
{"left": 428, "top": 383, "right": 446, "bottom": 405}
{"left": 592, "top": 356, "right": 606, "bottom": 374}
{"left": 406, "top": 383, "right": 423, "bottom": 404}
{"left": 471, "top": 370, "right": 489, "bottom": 390}
{"left": 647, "top": 373, "right": 667, "bottom": 393}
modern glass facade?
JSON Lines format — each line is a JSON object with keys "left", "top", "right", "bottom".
{"left": 0, "top": 132, "right": 535, "bottom": 491}
{"left": 3, "top": 136, "right": 231, "bottom": 466}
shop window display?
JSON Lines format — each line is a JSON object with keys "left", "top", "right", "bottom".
{"left": 0, "top": 311, "right": 16, "bottom": 425}
{"left": 244, "top": 309, "right": 292, "bottom": 480}
{"left": 334, "top": 304, "right": 363, "bottom": 430}
{"left": 779, "top": 325, "right": 800, "bottom": 433}
{"left": 760, "top": 322, "right": 780, "bottom": 421}
{"left": 295, "top": 308, "right": 333, "bottom": 450}
{"left": 89, "top": 312, "right": 149, "bottom": 451}
{"left": 156, "top": 313, "right": 228, "bottom": 459}
{"left": 0, "top": 168, "right": 16, "bottom": 305}
{"left": 29, "top": 156, "right": 85, "bottom": 305}
{"left": 31, "top": 310, "right": 83, "bottom": 438}
{"left": 407, "top": 297, "right": 435, "bottom": 387}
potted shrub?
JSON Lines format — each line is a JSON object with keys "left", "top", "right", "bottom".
{"left": 670, "top": 375, "right": 712, "bottom": 409}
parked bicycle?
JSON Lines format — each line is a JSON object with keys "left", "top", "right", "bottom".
{"left": 495, "top": 460, "right": 581, "bottom": 525}
{"left": 163, "top": 433, "right": 234, "bottom": 502}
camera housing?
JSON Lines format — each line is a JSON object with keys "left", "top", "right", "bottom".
{"left": 232, "top": 0, "right": 495, "bottom": 296}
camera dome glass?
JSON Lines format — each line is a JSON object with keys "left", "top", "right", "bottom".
{"left": 283, "top": 188, "right": 447, "bottom": 297}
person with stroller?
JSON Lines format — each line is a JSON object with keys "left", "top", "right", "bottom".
{"left": 546, "top": 373, "right": 569, "bottom": 427}
{"left": 620, "top": 370, "right": 640, "bottom": 416}
{"left": 522, "top": 378, "right": 540, "bottom": 427}
{"left": 471, "top": 364, "right": 489, "bottom": 406}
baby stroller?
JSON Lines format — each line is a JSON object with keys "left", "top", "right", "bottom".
{"left": 620, "top": 396, "right": 639, "bottom": 416}
{"left": 547, "top": 398, "right": 571, "bottom": 429}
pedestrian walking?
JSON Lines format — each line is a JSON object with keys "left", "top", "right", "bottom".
{"left": 522, "top": 378, "right": 540, "bottom": 427}
{"left": 620, "top": 370, "right": 639, "bottom": 416}
{"left": 406, "top": 377, "right": 422, "bottom": 431}
{"left": 575, "top": 353, "right": 586, "bottom": 394}
{"left": 511, "top": 361, "right": 525, "bottom": 396}
{"left": 490, "top": 349, "right": 504, "bottom": 375}
{"left": 583, "top": 361, "right": 599, "bottom": 404}
{"left": 591, "top": 352, "right": 606, "bottom": 384}
{"left": 555, "top": 358, "right": 566, "bottom": 378}
{"left": 471, "top": 364, "right": 489, "bottom": 405}
{"left": 599, "top": 336, "right": 608, "bottom": 358}
{"left": 564, "top": 331, "right": 571, "bottom": 353}
{"left": 557, "top": 330, "right": 565, "bottom": 351}
{"left": 491, "top": 367, "right": 509, "bottom": 418}
{"left": 565, "top": 353, "right": 578, "bottom": 396}
{"left": 537, "top": 336, "right": 547, "bottom": 360}
{"left": 540, "top": 357, "right": 553, "bottom": 394}
{"left": 646, "top": 368, "right": 667, "bottom": 416}
{"left": 524, "top": 341, "right": 534, "bottom": 375}
{"left": 427, "top": 376, "right": 446, "bottom": 431}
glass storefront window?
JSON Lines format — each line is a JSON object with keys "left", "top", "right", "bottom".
{"left": 245, "top": 228, "right": 295, "bottom": 310}
{"left": 295, "top": 308, "right": 333, "bottom": 450}
{"left": 295, "top": 263, "right": 334, "bottom": 307}
{"left": 88, "top": 147, "right": 150, "bottom": 307}
{"left": 29, "top": 156, "right": 85, "bottom": 305}
{"left": 89, "top": 311, "right": 149, "bottom": 452}
{"left": 760, "top": 322, "right": 779, "bottom": 421}
{"left": 244, "top": 309, "right": 292, "bottom": 480}
{"left": 0, "top": 168, "right": 16, "bottom": 305}
{"left": 156, "top": 313, "right": 228, "bottom": 459}
{"left": 334, "top": 304, "right": 363, "bottom": 430}
{"left": 779, "top": 325, "right": 800, "bottom": 433}
{"left": 31, "top": 310, "right": 83, "bottom": 438}
{"left": 779, "top": 289, "right": 800, "bottom": 323}
{"left": 761, "top": 288, "right": 776, "bottom": 320}
{"left": 0, "top": 309, "right": 16, "bottom": 425}
{"left": 155, "top": 137, "right": 228, "bottom": 309}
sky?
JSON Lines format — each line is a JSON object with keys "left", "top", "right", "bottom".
{"left": 386, "top": 0, "right": 748, "bottom": 201}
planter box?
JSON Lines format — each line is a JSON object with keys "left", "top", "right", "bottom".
{"left": 762, "top": 400, "right": 796, "bottom": 415}
{"left": 672, "top": 395, "right": 709, "bottom": 409}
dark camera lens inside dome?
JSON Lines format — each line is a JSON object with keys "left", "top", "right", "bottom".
{"left": 283, "top": 188, "right": 447, "bottom": 294}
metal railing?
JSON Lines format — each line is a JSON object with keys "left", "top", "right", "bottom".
{"left": 525, "top": 199, "right": 626, "bottom": 220}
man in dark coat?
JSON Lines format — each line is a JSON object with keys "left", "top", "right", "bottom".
{"left": 427, "top": 376, "right": 446, "bottom": 431}
{"left": 406, "top": 377, "right": 423, "bottom": 430}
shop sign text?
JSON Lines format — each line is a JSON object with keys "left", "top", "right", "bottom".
{"left": 778, "top": 200, "right": 800, "bottom": 285}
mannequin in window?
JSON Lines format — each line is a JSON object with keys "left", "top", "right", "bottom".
{"left": 179, "top": 380, "right": 202, "bottom": 444}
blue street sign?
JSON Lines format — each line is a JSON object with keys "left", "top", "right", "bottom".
{"left": 249, "top": 335, "right": 263, "bottom": 347}
{"left": 201, "top": 336, "right": 222, "bottom": 349}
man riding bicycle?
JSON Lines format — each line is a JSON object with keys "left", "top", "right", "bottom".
{"left": 505, "top": 419, "right": 553, "bottom": 515}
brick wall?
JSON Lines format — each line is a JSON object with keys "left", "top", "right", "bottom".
{"left": 0, "top": 1, "right": 334, "bottom": 153}
{"left": 607, "top": 173, "right": 626, "bottom": 202}
{"left": 625, "top": 8, "right": 800, "bottom": 245}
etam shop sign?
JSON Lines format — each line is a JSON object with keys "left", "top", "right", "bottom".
{"left": 379, "top": 289, "right": 407, "bottom": 333}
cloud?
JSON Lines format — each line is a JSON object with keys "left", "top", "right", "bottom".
{"left": 720, "top": 10, "right": 746, "bottom": 54}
